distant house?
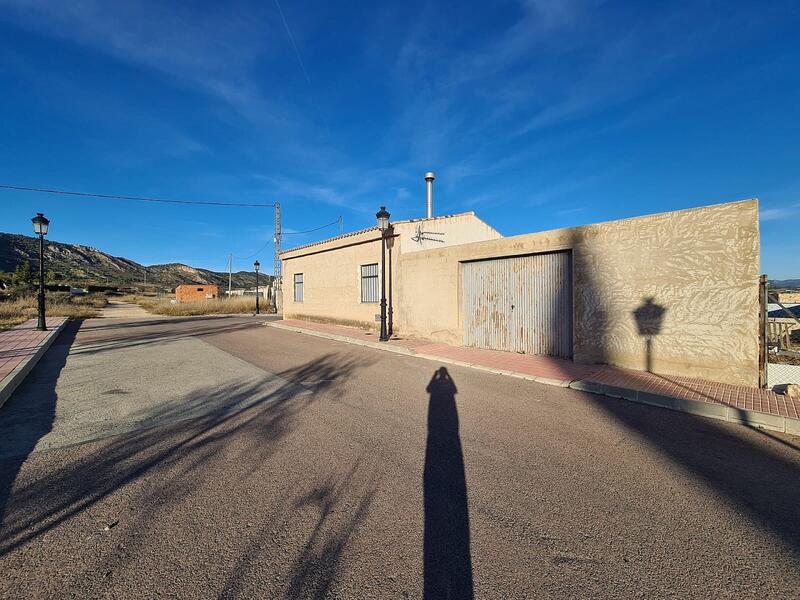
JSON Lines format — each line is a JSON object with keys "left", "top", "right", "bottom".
{"left": 225, "top": 287, "right": 269, "bottom": 299}
{"left": 175, "top": 284, "right": 219, "bottom": 303}
{"left": 777, "top": 292, "right": 800, "bottom": 304}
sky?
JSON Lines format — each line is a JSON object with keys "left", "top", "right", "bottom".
{"left": 0, "top": 0, "right": 798, "bottom": 278}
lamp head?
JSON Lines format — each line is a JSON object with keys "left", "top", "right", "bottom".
{"left": 32, "top": 213, "right": 49, "bottom": 236}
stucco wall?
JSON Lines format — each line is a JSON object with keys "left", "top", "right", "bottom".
{"left": 396, "top": 200, "right": 760, "bottom": 386}
{"left": 282, "top": 229, "right": 387, "bottom": 328}
{"left": 778, "top": 292, "right": 800, "bottom": 304}
{"left": 280, "top": 213, "right": 502, "bottom": 329}
{"left": 393, "top": 213, "right": 502, "bottom": 253}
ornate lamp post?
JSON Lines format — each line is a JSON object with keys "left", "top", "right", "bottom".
{"left": 386, "top": 224, "right": 395, "bottom": 336}
{"left": 31, "top": 213, "right": 50, "bottom": 331}
{"left": 254, "top": 260, "right": 260, "bottom": 315}
{"left": 376, "top": 206, "right": 390, "bottom": 341}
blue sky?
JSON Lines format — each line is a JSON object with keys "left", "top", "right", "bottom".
{"left": 0, "top": 0, "right": 798, "bottom": 278}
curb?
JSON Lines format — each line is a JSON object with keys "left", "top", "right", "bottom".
{"left": 568, "top": 379, "right": 800, "bottom": 434}
{"left": 268, "top": 322, "right": 800, "bottom": 436}
{"left": 0, "top": 319, "right": 68, "bottom": 410}
{"left": 269, "top": 323, "right": 417, "bottom": 357}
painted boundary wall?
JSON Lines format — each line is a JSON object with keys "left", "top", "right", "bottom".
{"left": 396, "top": 200, "right": 760, "bottom": 386}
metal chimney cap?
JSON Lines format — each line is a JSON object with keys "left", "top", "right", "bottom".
{"left": 424, "top": 171, "right": 435, "bottom": 181}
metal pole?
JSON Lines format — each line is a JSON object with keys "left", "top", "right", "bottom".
{"left": 228, "top": 254, "right": 232, "bottom": 295}
{"left": 379, "top": 231, "right": 388, "bottom": 341}
{"left": 255, "top": 270, "right": 260, "bottom": 315}
{"left": 761, "top": 274, "right": 769, "bottom": 389}
{"left": 37, "top": 234, "right": 47, "bottom": 331}
{"left": 388, "top": 240, "right": 393, "bottom": 337}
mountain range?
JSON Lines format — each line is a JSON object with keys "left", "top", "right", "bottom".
{"left": 771, "top": 279, "right": 800, "bottom": 289}
{"left": 0, "top": 232, "right": 271, "bottom": 289}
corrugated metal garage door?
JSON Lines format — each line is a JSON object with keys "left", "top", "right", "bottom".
{"left": 462, "top": 251, "right": 573, "bottom": 358}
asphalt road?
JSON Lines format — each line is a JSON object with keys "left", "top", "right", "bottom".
{"left": 0, "top": 315, "right": 799, "bottom": 599}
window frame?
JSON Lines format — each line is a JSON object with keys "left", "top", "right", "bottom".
{"left": 360, "top": 263, "right": 379, "bottom": 303}
{"left": 293, "top": 273, "right": 304, "bottom": 303}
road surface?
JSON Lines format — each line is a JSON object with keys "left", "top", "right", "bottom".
{"left": 0, "top": 314, "right": 798, "bottom": 599}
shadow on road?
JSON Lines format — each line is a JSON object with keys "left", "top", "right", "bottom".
{"left": 71, "top": 317, "right": 261, "bottom": 357}
{"left": 570, "top": 226, "right": 800, "bottom": 558}
{"left": 424, "top": 367, "right": 474, "bottom": 600}
{"left": 0, "top": 351, "right": 365, "bottom": 560}
{"left": 584, "top": 392, "right": 800, "bottom": 555}
{"left": 0, "top": 320, "right": 82, "bottom": 528}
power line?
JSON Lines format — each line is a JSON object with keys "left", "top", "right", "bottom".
{"left": 233, "top": 216, "right": 341, "bottom": 260}
{"left": 0, "top": 184, "right": 276, "bottom": 208}
{"left": 234, "top": 240, "right": 271, "bottom": 260}
{"left": 282, "top": 217, "right": 342, "bottom": 235}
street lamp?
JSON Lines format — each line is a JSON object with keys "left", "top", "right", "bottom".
{"left": 31, "top": 213, "right": 50, "bottom": 331}
{"left": 376, "top": 206, "right": 390, "bottom": 341}
{"left": 254, "top": 260, "right": 260, "bottom": 315}
{"left": 386, "top": 224, "right": 395, "bottom": 336}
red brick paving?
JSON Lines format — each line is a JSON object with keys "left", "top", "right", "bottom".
{"left": 0, "top": 318, "right": 67, "bottom": 384}
{"left": 277, "top": 319, "right": 799, "bottom": 421}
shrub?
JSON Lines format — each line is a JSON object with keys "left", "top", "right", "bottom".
{"left": 0, "top": 293, "right": 108, "bottom": 330}
{"left": 128, "top": 295, "right": 273, "bottom": 316}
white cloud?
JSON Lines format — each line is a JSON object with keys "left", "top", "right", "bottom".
{"left": 0, "top": 0, "right": 286, "bottom": 125}
{"left": 760, "top": 204, "right": 800, "bottom": 222}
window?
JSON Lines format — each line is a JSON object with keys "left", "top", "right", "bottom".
{"left": 293, "top": 273, "right": 304, "bottom": 302}
{"left": 360, "top": 263, "right": 379, "bottom": 303}
{"left": 197, "top": 287, "right": 204, "bottom": 292}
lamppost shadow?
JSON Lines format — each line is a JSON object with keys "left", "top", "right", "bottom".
{"left": 632, "top": 297, "right": 667, "bottom": 372}
{"left": 423, "top": 367, "right": 474, "bottom": 600}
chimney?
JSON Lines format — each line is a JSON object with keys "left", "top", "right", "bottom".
{"left": 424, "top": 171, "right": 435, "bottom": 218}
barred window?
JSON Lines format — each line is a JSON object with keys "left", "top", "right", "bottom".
{"left": 360, "top": 263, "right": 379, "bottom": 303}
{"left": 293, "top": 273, "right": 304, "bottom": 303}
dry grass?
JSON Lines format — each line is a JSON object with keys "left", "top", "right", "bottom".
{"left": 125, "top": 295, "right": 271, "bottom": 316}
{"left": 0, "top": 293, "right": 108, "bottom": 330}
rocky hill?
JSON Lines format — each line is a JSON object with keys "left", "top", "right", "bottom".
{"left": 0, "top": 232, "right": 271, "bottom": 289}
{"left": 771, "top": 279, "right": 800, "bottom": 289}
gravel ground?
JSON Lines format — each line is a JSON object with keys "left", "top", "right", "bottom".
{"left": 0, "top": 315, "right": 799, "bottom": 599}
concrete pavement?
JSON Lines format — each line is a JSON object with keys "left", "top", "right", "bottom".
{"left": 1, "top": 314, "right": 799, "bottom": 598}
{"left": 98, "top": 300, "right": 152, "bottom": 319}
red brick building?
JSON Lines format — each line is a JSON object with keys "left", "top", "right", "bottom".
{"left": 175, "top": 284, "right": 219, "bottom": 303}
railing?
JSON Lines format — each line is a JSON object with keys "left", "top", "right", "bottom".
{"left": 768, "top": 319, "right": 798, "bottom": 350}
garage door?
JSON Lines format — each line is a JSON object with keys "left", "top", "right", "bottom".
{"left": 462, "top": 251, "right": 573, "bottom": 358}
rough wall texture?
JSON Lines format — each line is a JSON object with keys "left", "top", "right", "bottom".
{"left": 175, "top": 285, "right": 219, "bottom": 303}
{"left": 777, "top": 292, "right": 800, "bottom": 303}
{"left": 396, "top": 200, "right": 760, "bottom": 386}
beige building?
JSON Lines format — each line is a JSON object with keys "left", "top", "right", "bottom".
{"left": 281, "top": 199, "right": 760, "bottom": 386}
{"left": 777, "top": 292, "right": 800, "bottom": 304}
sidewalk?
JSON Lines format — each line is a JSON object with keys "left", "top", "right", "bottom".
{"left": 270, "top": 319, "right": 800, "bottom": 435}
{"left": 0, "top": 317, "right": 68, "bottom": 408}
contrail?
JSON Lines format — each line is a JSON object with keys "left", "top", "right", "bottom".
{"left": 273, "top": 0, "right": 313, "bottom": 87}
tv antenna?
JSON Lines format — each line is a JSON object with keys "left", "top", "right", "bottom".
{"left": 411, "top": 224, "right": 446, "bottom": 244}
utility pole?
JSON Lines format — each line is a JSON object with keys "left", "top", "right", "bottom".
{"left": 273, "top": 202, "right": 281, "bottom": 310}
{"left": 228, "top": 253, "right": 232, "bottom": 295}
